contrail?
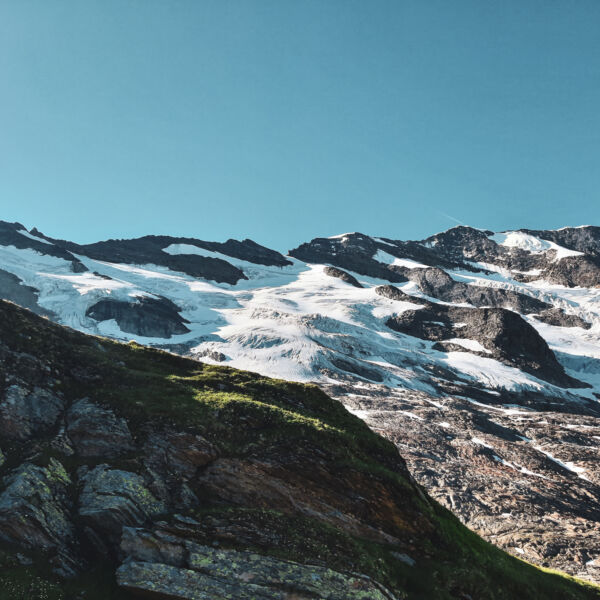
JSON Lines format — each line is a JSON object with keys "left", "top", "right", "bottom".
{"left": 437, "top": 211, "right": 466, "bottom": 226}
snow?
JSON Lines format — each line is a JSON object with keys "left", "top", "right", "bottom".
{"left": 374, "top": 237, "right": 398, "bottom": 248}
{"left": 533, "top": 445, "right": 590, "bottom": 480}
{"left": 491, "top": 232, "right": 551, "bottom": 253}
{"left": 446, "top": 338, "right": 490, "bottom": 353}
{"left": 374, "top": 250, "right": 427, "bottom": 269}
{"left": 472, "top": 437, "right": 494, "bottom": 449}
{"left": 328, "top": 232, "right": 356, "bottom": 239}
{"left": 2, "top": 229, "right": 600, "bottom": 409}
{"left": 17, "top": 229, "right": 53, "bottom": 245}
{"left": 490, "top": 231, "right": 583, "bottom": 261}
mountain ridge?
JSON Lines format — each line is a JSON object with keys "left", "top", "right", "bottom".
{"left": 2, "top": 219, "right": 600, "bottom": 583}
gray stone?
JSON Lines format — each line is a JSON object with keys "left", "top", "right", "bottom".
{"left": 0, "top": 384, "right": 65, "bottom": 441}
{"left": 117, "top": 534, "right": 393, "bottom": 600}
{"left": 0, "top": 459, "right": 74, "bottom": 551}
{"left": 66, "top": 398, "right": 134, "bottom": 458}
{"left": 79, "top": 465, "right": 166, "bottom": 539}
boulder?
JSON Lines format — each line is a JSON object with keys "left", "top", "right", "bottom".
{"left": 78, "top": 465, "right": 166, "bottom": 541}
{"left": 323, "top": 266, "right": 363, "bottom": 288}
{"left": 0, "top": 384, "right": 65, "bottom": 441}
{"left": 85, "top": 296, "right": 190, "bottom": 338}
{"left": 0, "top": 459, "right": 77, "bottom": 575}
{"left": 66, "top": 398, "right": 134, "bottom": 458}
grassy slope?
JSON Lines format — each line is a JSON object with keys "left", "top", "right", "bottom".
{"left": 0, "top": 300, "right": 599, "bottom": 600}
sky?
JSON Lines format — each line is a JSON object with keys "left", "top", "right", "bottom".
{"left": 0, "top": 1, "right": 599, "bottom": 252}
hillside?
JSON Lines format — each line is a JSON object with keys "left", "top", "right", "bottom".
{"left": 0, "top": 300, "right": 599, "bottom": 599}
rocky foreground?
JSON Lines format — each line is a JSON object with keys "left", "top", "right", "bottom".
{"left": 0, "top": 300, "right": 599, "bottom": 599}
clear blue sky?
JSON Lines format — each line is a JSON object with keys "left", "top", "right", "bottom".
{"left": 1, "top": 1, "right": 599, "bottom": 251}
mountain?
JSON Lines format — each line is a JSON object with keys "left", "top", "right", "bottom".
{"left": 0, "top": 300, "right": 599, "bottom": 599}
{"left": 1, "top": 220, "right": 600, "bottom": 583}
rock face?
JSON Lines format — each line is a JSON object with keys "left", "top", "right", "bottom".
{"left": 290, "top": 233, "right": 410, "bottom": 282}
{"left": 534, "top": 308, "right": 591, "bottom": 329}
{"left": 0, "top": 300, "right": 595, "bottom": 600}
{"left": 78, "top": 466, "right": 166, "bottom": 541}
{"left": 66, "top": 398, "right": 134, "bottom": 458}
{"left": 323, "top": 265, "right": 363, "bottom": 288}
{"left": 0, "top": 459, "right": 77, "bottom": 575}
{"left": 406, "top": 266, "right": 550, "bottom": 313}
{"left": 86, "top": 296, "right": 190, "bottom": 338}
{"left": 40, "top": 232, "right": 291, "bottom": 283}
{"left": 117, "top": 529, "right": 392, "bottom": 600}
{"left": 0, "top": 220, "right": 87, "bottom": 272}
{"left": 143, "top": 430, "right": 218, "bottom": 479}
{"left": 386, "top": 302, "right": 583, "bottom": 388}
{"left": 543, "top": 255, "right": 600, "bottom": 288}
{"left": 0, "top": 384, "right": 65, "bottom": 441}
{"left": 0, "top": 269, "right": 54, "bottom": 317}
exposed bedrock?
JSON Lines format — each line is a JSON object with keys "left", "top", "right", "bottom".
{"left": 406, "top": 267, "right": 550, "bottom": 313}
{"left": 66, "top": 398, "right": 135, "bottom": 458}
{"left": 40, "top": 233, "right": 292, "bottom": 283}
{"left": 323, "top": 265, "right": 363, "bottom": 287}
{"left": 290, "top": 233, "right": 409, "bottom": 282}
{"left": 0, "top": 221, "right": 87, "bottom": 272}
{"left": 523, "top": 226, "right": 600, "bottom": 257}
{"left": 0, "top": 384, "right": 65, "bottom": 441}
{"left": 386, "top": 304, "right": 585, "bottom": 388}
{"left": 117, "top": 527, "right": 392, "bottom": 600}
{"left": 533, "top": 308, "right": 592, "bottom": 329}
{"left": 543, "top": 256, "right": 600, "bottom": 288}
{"left": 85, "top": 296, "right": 190, "bottom": 338}
{"left": 0, "top": 269, "right": 55, "bottom": 317}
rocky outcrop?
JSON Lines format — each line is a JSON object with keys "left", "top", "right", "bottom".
{"left": 0, "top": 270, "right": 54, "bottom": 317}
{"left": 78, "top": 466, "right": 166, "bottom": 541}
{"left": 290, "top": 233, "right": 409, "bottom": 282}
{"left": 406, "top": 267, "right": 550, "bottom": 313}
{"left": 117, "top": 527, "right": 392, "bottom": 600}
{"left": 543, "top": 256, "right": 600, "bottom": 288}
{"left": 66, "top": 398, "right": 134, "bottom": 458}
{"left": 143, "top": 429, "right": 218, "bottom": 479}
{"left": 0, "top": 459, "right": 77, "bottom": 575}
{"left": 323, "top": 265, "right": 363, "bottom": 288}
{"left": 386, "top": 304, "right": 584, "bottom": 388}
{"left": 534, "top": 308, "right": 592, "bottom": 329}
{"left": 39, "top": 232, "right": 291, "bottom": 283}
{"left": 375, "top": 284, "right": 425, "bottom": 303}
{"left": 0, "top": 221, "right": 87, "bottom": 272}
{"left": 0, "top": 384, "right": 65, "bottom": 441}
{"left": 523, "top": 227, "right": 600, "bottom": 257}
{"left": 86, "top": 296, "right": 190, "bottom": 338}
